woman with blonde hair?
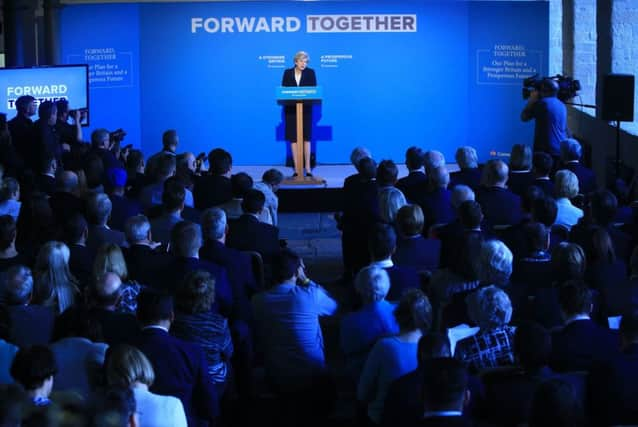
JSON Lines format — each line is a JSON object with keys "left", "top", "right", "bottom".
{"left": 106, "top": 344, "right": 187, "bottom": 427}
{"left": 93, "top": 243, "right": 141, "bottom": 313}
{"left": 33, "top": 241, "right": 79, "bottom": 314}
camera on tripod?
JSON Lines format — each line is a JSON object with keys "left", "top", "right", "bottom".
{"left": 522, "top": 74, "right": 581, "bottom": 102}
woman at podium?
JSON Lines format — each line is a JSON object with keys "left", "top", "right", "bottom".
{"left": 282, "top": 51, "right": 317, "bottom": 177}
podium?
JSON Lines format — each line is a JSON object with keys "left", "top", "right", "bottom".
{"left": 276, "top": 86, "right": 325, "bottom": 185}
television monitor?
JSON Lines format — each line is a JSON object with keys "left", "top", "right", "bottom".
{"left": 0, "top": 64, "right": 89, "bottom": 126}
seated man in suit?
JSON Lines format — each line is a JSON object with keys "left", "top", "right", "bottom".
{"left": 1, "top": 265, "right": 55, "bottom": 348}
{"left": 437, "top": 196, "right": 482, "bottom": 271}
{"left": 343, "top": 146, "right": 372, "bottom": 190}
{"left": 560, "top": 138, "right": 596, "bottom": 195}
{"left": 393, "top": 204, "right": 440, "bottom": 272}
{"left": 450, "top": 146, "right": 481, "bottom": 190}
{"left": 252, "top": 248, "right": 337, "bottom": 423}
{"left": 254, "top": 168, "right": 284, "bottom": 227}
{"left": 510, "top": 221, "right": 553, "bottom": 289}
{"left": 107, "top": 168, "right": 142, "bottom": 232}
{"left": 167, "top": 220, "right": 233, "bottom": 317}
{"left": 381, "top": 333, "right": 452, "bottom": 427}
{"left": 368, "top": 223, "right": 420, "bottom": 302}
{"left": 134, "top": 289, "right": 218, "bottom": 426}
{"left": 217, "top": 172, "right": 270, "bottom": 224}
{"left": 423, "top": 150, "right": 446, "bottom": 175}
{"left": 150, "top": 177, "right": 186, "bottom": 245}
{"left": 420, "top": 358, "right": 472, "bottom": 427}
{"left": 396, "top": 146, "right": 427, "bottom": 203}
{"left": 476, "top": 159, "right": 522, "bottom": 230}
{"left": 54, "top": 272, "right": 140, "bottom": 346}
{"left": 588, "top": 309, "right": 638, "bottom": 426}
{"left": 123, "top": 214, "right": 171, "bottom": 289}
{"left": 531, "top": 151, "right": 555, "bottom": 197}
{"left": 63, "top": 213, "right": 95, "bottom": 290}
{"left": 376, "top": 159, "right": 399, "bottom": 190}
{"left": 502, "top": 185, "right": 545, "bottom": 260}
{"left": 34, "top": 153, "right": 57, "bottom": 196}
{"left": 508, "top": 144, "right": 534, "bottom": 196}
{"left": 144, "top": 129, "right": 178, "bottom": 181}
{"left": 226, "top": 189, "right": 280, "bottom": 265}
{"left": 85, "top": 192, "right": 126, "bottom": 252}
{"left": 193, "top": 148, "right": 233, "bottom": 210}
{"left": 549, "top": 280, "right": 618, "bottom": 372}
{"left": 140, "top": 153, "right": 190, "bottom": 210}
{"left": 49, "top": 171, "right": 85, "bottom": 227}
{"left": 416, "top": 166, "right": 455, "bottom": 231}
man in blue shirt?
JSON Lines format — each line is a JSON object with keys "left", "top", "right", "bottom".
{"left": 521, "top": 78, "right": 568, "bottom": 159}
{"left": 252, "top": 248, "right": 338, "bottom": 423}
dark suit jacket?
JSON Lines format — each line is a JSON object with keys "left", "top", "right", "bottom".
{"left": 200, "top": 240, "right": 257, "bottom": 322}
{"left": 564, "top": 161, "right": 596, "bottom": 195}
{"left": 68, "top": 243, "right": 95, "bottom": 290}
{"left": 150, "top": 213, "right": 182, "bottom": 245}
{"left": 86, "top": 225, "right": 126, "bottom": 252}
{"left": 281, "top": 67, "right": 317, "bottom": 142}
{"left": 507, "top": 170, "right": 534, "bottom": 197}
{"left": 35, "top": 174, "right": 56, "bottom": 196}
{"left": 450, "top": 168, "right": 482, "bottom": 190}
{"left": 108, "top": 194, "right": 142, "bottom": 232}
{"left": 603, "top": 276, "right": 638, "bottom": 318}
{"left": 49, "top": 191, "right": 85, "bottom": 226}
{"left": 123, "top": 244, "right": 174, "bottom": 289}
{"left": 8, "top": 115, "right": 35, "bottom": 170}
{"left": 5, "top": 305, "right": 55, "bottom": 348}
{"left": 193, "top": 174, "right": 232, "bottom": 210}
{"left": 588, "top": 343, "right": 638, "bottom": 426}
{"left": 550, "top": 318, "right": 619, "bottom": 372}
{"left": 226, "top": 214, "right": 280, "bottom": 264}
{"left": 134, "top": 327, "right": 218, "bottom": 425}
{"left": 416, "top": 188, "right": 455, "bottom": 231}
{"left": 476, "top": 186, "right": 522, "bottom": 229}
{"left": 341, "top": 178, "right": 379, "bottom": 274}
{"left": 53, "top": 306, "right": 139, "bottom": 346}
{"left": 532, "top": 177, "right": 555, "bottom": 198}
{"left": 570, "top": 223, "right": 633, "bottom": 263}
{"left": 396, "top": 171, "right": 428, "bottom": 203}
{"left": 384, "top": 264, "right": 421, "bottom": 302}
{"left": 393, "top": 236, "right": 440, "bottom": 272}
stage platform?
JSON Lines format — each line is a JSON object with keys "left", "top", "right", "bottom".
{"left": 238, "top": 163, "right": 460, "bottom": 213}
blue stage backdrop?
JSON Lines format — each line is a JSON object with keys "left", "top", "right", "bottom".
{"left": 59, "top": 1, "right": 548, "bottom": 165}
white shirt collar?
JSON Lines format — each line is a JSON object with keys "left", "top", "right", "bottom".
{"left": 565, "top": 314, "right": 590, "bottom": 325}
{"left": 370, "top": 259, "right": 393, "bottom": 268}
{"left": 142, "top": 325, "right": 169, "bottom": 333}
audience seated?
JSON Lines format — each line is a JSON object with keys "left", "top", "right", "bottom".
{"left": 93, "top": 243, "right": 141, "bottom": 313}
{"left": 1, "top": 265, "right": 55, "bottom": 348}
{"left": 501, "top": 185, "right": 545, "bottom": 259}
{"left": 588, "top": 309, "right": 638, "bottom": 426}
{"left": 63, "top": 214, "right": 95, "bottom": 290}
{"left": 603, "top": 246, "right": 638, "bottom": 317}
{"left": 531, "top": 151, "right": 555, "bottom": 197}
{"left": 476, "top": 159, "right": 522, "bottom": 229}
{"left": 0, "top": 177, "right": 21, "bottom": 222}
{"left": 49, "top": 171, "right": 85, "bottom": 228}
{"left": 254, "top": 168, "right": 284, "bottom": 227}
{"left": 529, "top": 378, "right": 584, "bottom": 427}
{"left": 549, "top": 280, "right": 618, "bottom": 372}
{"left": 510, "top": 222, "right": 553, "bottom": 298}
{"left": 419, "top": 358, "right": 472, "bottom": 427}
{"left": 376, "top": 159, "right": 399, "bottom": 190}
{"left": 396, "top": 146, "right": 427, "bottom": 203}
{"left": 554, "top": 169, "right": 583, "bottom": 230}
{"left": 122, "top": 214, "right": 172, "bottom": 289}
{"left": 32, "top": 241, "right": 79, "bottom": 314}
{"left": 145, "top": 129, "right": 178, "bottom": 181}
{"left": 10, "top": 345, "right": 57, "bottom": 407}
{"left": 508, "top": 143, "right": 534, "bottom": 196}
{"left": 0, "top": 215, "right": 31, "bottom": 274}
{"left": 125, "top": 148, "right": 146, "bottom": 199}
{"left": 423, "top": 150, "right": 445, "bottom": 175}
{"left": 560, "top": 138, "right": 596, "bottom": 195}
{"left": 251, "top": 249, "right": 337, "bottom": 424}
{"left": 34, "top": 153, "right": 57, "bottom": 197}
{"left": 54, "top": 272, "right": 139, "bottom": 346}
{"left": 149, "top": 176, "right": 186, "bottom": 245}
{"left": 133, "top": 289, "right": 219, "bottom": 425}
{"left": 435, "top": 185, "right": 475, "bottom": 262}
{"left": 450, "top": 146, "right": 481, "bottom": 190}
{"left": 194, "top": 148, "right": 233, "bottom": 210}
{"left": 105, "top": 343, "right": 187, "bottom": 427}
{"left": 85, "top": 193, "right": 126, "bottom": 251}
{"left": 218, "top": 172, "right": 256, "bottom": 221}
{"left": 107, "top": 168, "right": 142, "bottom": 232}
{"left": 378, "top": 186, "right": 407, "bottom": 226}
{"left": 393, "top": 204, "right": 441, "bottom": 272}
{"left": 455, "top": 285, "right": 516, "bottom": 372}
{"left": 340, "top": 266, "right": 399, "bottom": 382}
{"left": 357, "top": 289, "right": 431, "bottom": 425}
{"left": 381, "top": 333, "right": 452, "bottom": 427}
{"left": 140, "top": 153, "right": 178, "bottom": 210}
{"left": 226, "top": 189, "right": 280, "bottom": 264}
{"left": 343, "top": 146, "right": 373, "bottom": 190}
{"left": 584, "top": 227, "right": 627, "bottom": 299}
{"left": 415, "top": 166, "right": 455, "bottom": 231}
{"left": 368, "top": 223, "right": 420, "bottom": 302}
{"left": 172, "top": 270, "right": 233, "bottom": 396}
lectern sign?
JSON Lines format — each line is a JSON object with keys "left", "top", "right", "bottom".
{"left": 276, "top": 86, "right": 323, "bottom": 101}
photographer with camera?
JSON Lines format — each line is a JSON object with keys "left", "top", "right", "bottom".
{"left": 520, "top": 78, "right": 568, "bottom": 162}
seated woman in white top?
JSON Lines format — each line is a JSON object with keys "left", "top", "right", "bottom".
{"left": 554, "top": 169, "right": 583, "bottom": 230}
{"left": 105, "top": 344, "right": 187, "bottom": 427}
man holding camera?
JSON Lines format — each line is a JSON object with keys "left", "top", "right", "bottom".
{"left": 521, "top": 78, "right": 568, "bottom": 162}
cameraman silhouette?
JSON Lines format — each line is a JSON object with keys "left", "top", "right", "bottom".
{"left": 521, "top": 78, "right": 568, "bottom": 163}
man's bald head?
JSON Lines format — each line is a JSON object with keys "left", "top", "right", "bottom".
{"left": 483, "top": 159, "right": 509, "bottom": 187}
{"left": 57, "top": 171, "right": 79, "bottom": 193}
{"left": 93, "top": 272, "right": 122, "bottom": 308}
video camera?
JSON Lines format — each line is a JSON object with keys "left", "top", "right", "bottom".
{"left": 522, "top": 74, "right": 581, "bottom": 102}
